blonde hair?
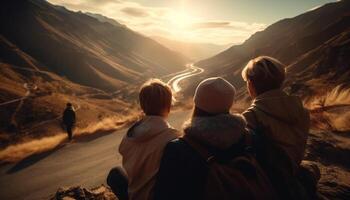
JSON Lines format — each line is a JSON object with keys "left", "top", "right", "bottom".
{"left": 242, "top": 56, "right": 286, "bottom": 94}
{"left": 139, "top": 79, "right": 172, "bottom": 116}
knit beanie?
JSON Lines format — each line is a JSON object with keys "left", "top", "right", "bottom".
{"left": 194, "top": 77, "right": 236, "bottom": 113}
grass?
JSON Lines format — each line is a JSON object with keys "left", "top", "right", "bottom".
{"left": 0, "top": 112, "right": 140, "bottom": 163}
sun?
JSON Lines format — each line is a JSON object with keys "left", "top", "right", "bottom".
{"left": 170, "top": 10, "right": 194, "bottom": 30}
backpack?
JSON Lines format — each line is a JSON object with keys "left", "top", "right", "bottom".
{"left": 182, "top": 135, "right": 277, "bottom": 200}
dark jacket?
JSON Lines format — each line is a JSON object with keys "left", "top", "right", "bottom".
{"left": 242, "top": 89, "right": 309, "bottom": 173}
{"left": 63, "top": 107, "right": 76, "bottom": 126}
{"left": 153, "top": 114, "right": 248, "bottom": 200}
{"left": 242, "top": 90, "right": 310, "bottom": 200}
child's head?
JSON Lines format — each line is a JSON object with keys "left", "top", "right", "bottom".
{"left": 139, "top": 79, "right": 172, "bottom": 117}
{"left": 193, "top": 77, "right": 236, "bottom": 116}
{"left": 242, "top": 56, "right": 286, "bottom": 98}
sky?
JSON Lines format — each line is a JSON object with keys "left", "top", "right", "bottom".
{"left": 48, "top": 0, "right": 338, "bottom": 45}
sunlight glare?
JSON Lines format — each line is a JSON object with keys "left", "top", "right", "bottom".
{"left": 170, "top": 10, "right": 193, "bottom": 30}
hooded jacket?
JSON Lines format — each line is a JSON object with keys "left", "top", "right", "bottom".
{"left": 63, "top": 106, "right": 75, "bottom": 126}
{"left": 119, "top": 116, "right": 179, "bottom": 200}
{"left": 242, "top": 89, "right": 310, "bottom": 173}
{"left": 154, "top": 113, "right": 248, "bottom": 200}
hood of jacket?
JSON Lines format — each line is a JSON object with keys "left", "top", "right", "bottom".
{"left": 119, "top": 115, "right": 179, "bottom": 200}
{"left": 183, "top": 113, "right": 247, "bottom": 150}
{"left": 126, "top": 115, "right": 172, "bottom": 140}
{"left": 252, "top": 89, "right": 308, "bottom": 126}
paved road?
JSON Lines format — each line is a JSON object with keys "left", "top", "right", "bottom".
{"left": 0, "top": 110, "right": 191, "bottom": 200}
{"left": 167, "top": 63, "right": 204, "bottom": 93}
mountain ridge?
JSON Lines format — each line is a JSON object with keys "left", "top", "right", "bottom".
{"left": 0, "top": 0, "right": 189, "bottom": 91}
{"left": 195, "top": 0, "right": 350, "bottom": 93}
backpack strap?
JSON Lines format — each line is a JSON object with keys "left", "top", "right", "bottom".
{"left": 181, "top": 135, "right": 215, "bottom": 163}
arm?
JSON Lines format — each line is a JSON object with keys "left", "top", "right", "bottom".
{"left": 242, "top": 108, "right": 265, "bottom": 154}
{"left": 242, "top": 108, "right": 258, "bottom": 130}
{"left": 62, "top": 110, "right": 68, "bottom": 123}
{"left": 72, "top": 111, "right": 76, "bottom": 124}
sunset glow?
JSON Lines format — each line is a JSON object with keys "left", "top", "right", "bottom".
{"left": 48, "top": 0, "right": 338, "bottom": 45}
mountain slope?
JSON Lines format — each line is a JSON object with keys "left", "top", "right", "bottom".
{"left": 0, "top": 0, "right": 188, "bottom": 91}
{"left": 0, "top": 34, "right": 138, "bottom": 145}
{"left": 196, "top": 0, "right": 350, "bottom": 89}
{"left": 194, "top": 2, "right": 350, "bottom": 199}
{"left": 0, "top": 0, "right": 189, "bottom": 145}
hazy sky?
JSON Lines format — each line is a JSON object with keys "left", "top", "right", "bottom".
{"left": 48, "top": 0, "right": 337, "bottom": 45}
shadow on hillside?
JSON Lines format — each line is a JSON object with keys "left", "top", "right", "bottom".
{"left": 6, "top": 142, "right": 68, "bottom": 174}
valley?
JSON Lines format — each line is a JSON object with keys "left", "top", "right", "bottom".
{"left": 0, "top": 0, "right": 349, "bottom": 199}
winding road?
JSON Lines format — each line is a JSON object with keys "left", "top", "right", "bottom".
{"left": 0, "top": 64, "right": 203, "bottom": 200}
{"left": 167, "top": 63, "right": 204, "bottom": 93}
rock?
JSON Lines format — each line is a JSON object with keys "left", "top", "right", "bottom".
{"left": 306, "top": 130, "right": 350, "bottom": 200}
{"left": 51, "top": 185, "right": 117, "bottom": 200}
{"left": 317, "top": 164, "right": 350, "bottom": 200}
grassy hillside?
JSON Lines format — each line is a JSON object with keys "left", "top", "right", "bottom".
{"left": 0, "top": 0, "right": 189, "bottom": 92}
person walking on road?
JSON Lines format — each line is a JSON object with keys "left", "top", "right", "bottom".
{"left": 63, "top": 103, "right": 76, "bottom": 141}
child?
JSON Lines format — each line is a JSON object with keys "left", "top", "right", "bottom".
{"left": 241, "top": 56, "right": 310, "bottom": 199}
{"left": 118, "top": 79, "right": 180, "bottom": 200}
{"left": 154, "top": 77, "right": 276, "bottom": 200}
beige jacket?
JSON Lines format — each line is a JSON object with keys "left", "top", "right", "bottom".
{"left": 242, "top": 90, "right": 310, "bottom": 173}
{"left": 119, "top": 116, "right": 180, "bottom": 200}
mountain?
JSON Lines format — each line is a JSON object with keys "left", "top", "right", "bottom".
{"left": 84, "top": 13, "right": 230, "bottom": 62}
{"left": 194, "top": 2, "right": 350, "bottom": 198}
{"left": 0, "top": 35, "right": 138, "bottom": 146}
{"left": 0, "top": 0, "right": 189, "bottom": 145}
{"left": 0, "top": 0, "right": 189, "bottom": 92}
{"left": 196, "top": 0, "right": 350, "bottom": 93}
{"left": 152, "top": 36, "right": 230, "bottom": 61}
{"left": 85, "top": 12, "right": 127, "bottom": 29}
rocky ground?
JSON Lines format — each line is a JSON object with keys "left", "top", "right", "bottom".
{"left": 50, "top": 185, "right": 117, "bottom": 200}
{"left": 306, "top": 130, "right": 350, "bottom": 200}
{"left": 50, "top": 131, "right": 350, "bottom": 200}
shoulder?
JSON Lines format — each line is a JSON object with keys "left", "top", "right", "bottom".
{"left": 164, "top": 138, "right": 191, "bottom": 152}
{"left": 160, "top": 139, "right": 207, "bottom": 173}
{"left": 163, "top": 138, "right": 201, "bottom": 160}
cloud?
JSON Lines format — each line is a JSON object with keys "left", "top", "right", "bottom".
{"left": 92, "top": 0, "right": 121, "bottom": 4}
{"left": 191, "top": 21, "right": 265, "bottom": 32}
{"left": 191, "top": 21, "right": 231, "bottom": 29}
{"left": 48, "top": 0, "right": 266, "bottom": 45}
{"left": 121, "top": 7, "right": 149, "bottom": 17}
